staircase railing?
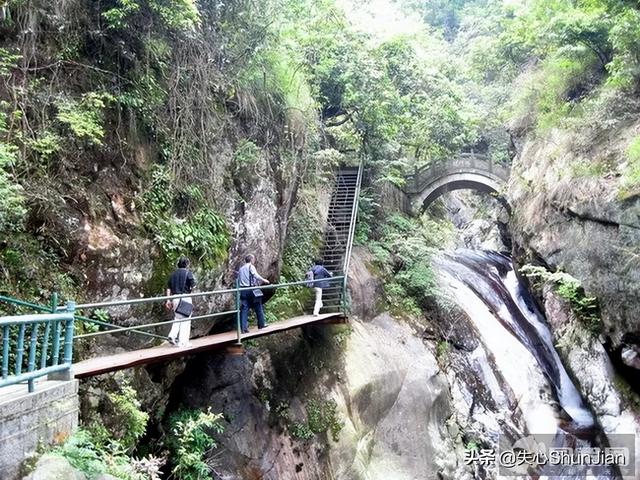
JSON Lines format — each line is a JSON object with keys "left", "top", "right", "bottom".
{"left": 341, "top": 159, "right": 364, "bottom": 313}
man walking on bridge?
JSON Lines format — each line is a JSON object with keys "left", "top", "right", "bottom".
{"left": 238, "top": 254, "right": 270, "bottom": 333}
{"left": 165, "top": 256, "right": 196, "bottom": 347}
{"left": 310, "top": 259, "right": 332, "bottom": 317}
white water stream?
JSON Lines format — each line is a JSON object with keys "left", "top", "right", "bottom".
{"left": 436, "top": 250, "right": 621, "bottom": 479}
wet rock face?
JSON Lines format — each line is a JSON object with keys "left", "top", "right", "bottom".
{"left": 541, "top": 286, "right": 640, "bottom": 474}
{"left": 170, "top": 305, "right": 469, "bottom": 479}
{"left": 436, "top": 191, "right": 510, "bottom": 252}
{"left": 508, "top": 125, "right": 640, "bottom": 351}
{"left": 328, "top": 315, "right": 470, "bottom": 480}
{"left": 346, "top": 246, "right": 385, "bottom": 321}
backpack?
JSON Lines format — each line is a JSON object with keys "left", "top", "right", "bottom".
{"left": 305, "top": 269, "right": 315, "bottom": 288}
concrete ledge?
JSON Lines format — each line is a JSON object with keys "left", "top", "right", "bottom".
{"left": 0, "top": 380, "right": 79, "bottom": 480}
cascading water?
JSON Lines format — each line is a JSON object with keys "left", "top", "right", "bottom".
{"left": 436, "top": 249, "right": 623, "bottom": 479}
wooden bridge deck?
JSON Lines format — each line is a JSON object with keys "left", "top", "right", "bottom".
{"left": 72, "top": 312, "right": 346, "bottom": 378}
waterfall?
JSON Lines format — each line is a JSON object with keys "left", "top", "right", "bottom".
{"left": 436, "top": 250, "right": 623, "bottom": 479}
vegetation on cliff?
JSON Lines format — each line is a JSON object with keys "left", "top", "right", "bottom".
{"left": 4, "top": 0, "right": 640, "bottom": 478}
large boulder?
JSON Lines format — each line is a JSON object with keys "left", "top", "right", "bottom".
{"left": 23, "top": 454, "right": 86, "bottom": 480}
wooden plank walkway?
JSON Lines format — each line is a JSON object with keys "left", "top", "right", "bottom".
{"left": 73, "top": 312, "right": 346, "bottom": 378}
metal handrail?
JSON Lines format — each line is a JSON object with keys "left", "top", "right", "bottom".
{"left": 0, "top": 295, "right": 167, "bottom": 341}
{"left": 69, "top": 277, "right": 344, "bottom": 310}
{"left": 341, "top": 158, "right": 364, "bottom": 314}
{"left": 0, "top": 305, "right": 75, "bottom": 392}
{"left": 342, "top": 159, "right": 363, "bottom": 276}
{"left": 64, "top": 276, "right": 345, "bottom": 346}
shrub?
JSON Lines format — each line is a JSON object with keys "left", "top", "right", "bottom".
{"left": 0, "top": 142, "right": 26, "bottom": 232}
{"left": 289, "top": 399, "right": 343, "bottom": 442}
{"left": 27, "top": 131, "right": 62, "bottom": 161}
{"left": 104, "top": 0, "right": 200, "bottom": 31}
{"left": 56, "top": 92, "right": 114, "bottom": 146}
{"left": 167, "top": 408, "right": 224, "bottom": 480}
{"left": 520, "top": 265, "right": 602, "bottom": 336}
{"left": 53, "top": 428, "right": 164, "bottom": 480}
{"left": 107, "top": 383, "right": 150, "bottom": 451}
{"left": 143, "top": 166, "right": 230, "bottom": 269}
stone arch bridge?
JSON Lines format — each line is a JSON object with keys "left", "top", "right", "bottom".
{"left": 403, "top": 153, "right": 510, "bottom": 212}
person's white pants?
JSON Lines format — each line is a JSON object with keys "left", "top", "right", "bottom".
{"left": 169, "top": 298, "right": 192, "bottom": 346}
{"left": 313, "top": 288, "right": 323, "bottom": 316}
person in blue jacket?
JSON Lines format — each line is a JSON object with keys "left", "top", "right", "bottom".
{"left": 310, "top": 259, "right": 332, "bottom": 316}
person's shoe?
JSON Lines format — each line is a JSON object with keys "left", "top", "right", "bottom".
{"left": 258, "top": 324, "right": 268, "bottom": 329}
{"left": 168, "top": 337, "right": 177, "bottom": 345}
{"left": 242, "top": 329, "right": 250, "bottom": 334}
{"left": 313, "top": 313, "right": 320, "bottom": 317}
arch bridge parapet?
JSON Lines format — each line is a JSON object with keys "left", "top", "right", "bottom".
{"left": 403, "top": 153, "right": 510, "bottom": 196}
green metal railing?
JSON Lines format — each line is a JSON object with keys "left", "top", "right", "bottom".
{"left": 0, "top": 303, "right": 75, "bottom": 392}
{"left": 67, "top": 276, "right": 346, "bottom": 344}
{"left": 0, "top": 276, "right": 346, "bottom": 390}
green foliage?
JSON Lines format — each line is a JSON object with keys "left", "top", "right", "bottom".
{"left": 307, "top": 399, "right": 343, "bottom": 441}
{"left": 143, "top": 166, "right": 230, "bottom": 269}
{"left": 0, "top": 47, "right": 21, "bottom": 76}
{"left": 107, "top": 383, "right": 150, "bottom": 451}
{"left": 436, "top": 340, "right": 451, "bottom": 364}
{"left": 619, "top": 136, "right": 640, "bottom": 199}
{"left": 290, "top": 422, "right": 315, "bottom": 440}
{"left": 230, "top": 140, "right": 261, "bottom": 179}
{"left": 466, "top": 439, "right": 480, "bottom": 451}
{"left": 52, "top": 429, "right": 163, "bottom": 480}
{"left": 266, "top": 185, "right": 325, "bottom": 321}
{"left": 149, "top": 0, "right": 200, "bottom": 31}
{"left": 104, "top": 0, "right": 200, "bottom": 31}
{"left": 56, "top": 92, "right": 114, "bottom": 146}
{"left": 498, "top": 0, "right": 640, "bottom": 130}
{"left": 290, "top": 399, "right": 343, "bottom": 442}
{"left": 27, "top": 132, "right": 62, "bottom": 161}
{"left": 167, "top": 408, "right": 224, "bottom": 480}
{"left": 52, "top": 382, "right": 160, "bottom": 480}
{"left": 0, "top": 142, "right": 26, "bottom": 232}
{"left": 54, "top": 429, "right": 112, "bottom": 478}
{"left": 103, "top": 0, "right": 141, "bottom": 29}
{"left": 606, "top": 8, "right": 640, "bottom": 88}
{"left": 369, "top": 213, "right": 453, "bottom": 314}
{"left": 520, "top": 265, "right": 602, "bottom": 336}
{"left": 0, "top": 234, "right": 76, "bottom": 309}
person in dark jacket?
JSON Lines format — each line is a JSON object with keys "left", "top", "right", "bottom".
{"left": 310, "top": 259, "right": 332, "bottom": 316}
{"left": 237, "top": 254, "right": 270, "bottom": 333}
{"left": 165, "top": 256, "right": 196, "bottom": 346}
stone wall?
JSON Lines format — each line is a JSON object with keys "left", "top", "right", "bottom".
{"left": 376, "top": 180, "right": 411, "bottom": 215}
{"left": 0, "top": 380, "right": 79, "bottom": 480}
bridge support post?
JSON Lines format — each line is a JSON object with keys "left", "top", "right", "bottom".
{"left": 224, "top": 344, "right": 245, "bottom": 356}
{"left": 234, "top": 280, "right": 242, "bottom": 346}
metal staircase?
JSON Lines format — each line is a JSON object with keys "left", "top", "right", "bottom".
{"left": 314, "top": 164, "right": 363, "bottom": 312}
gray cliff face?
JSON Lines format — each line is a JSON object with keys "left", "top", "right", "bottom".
{"left": 508, "top": 123, "right": 640, "bottom": 351}
{"left": 541, "top": 285, "right": 640, "bottom": 474}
